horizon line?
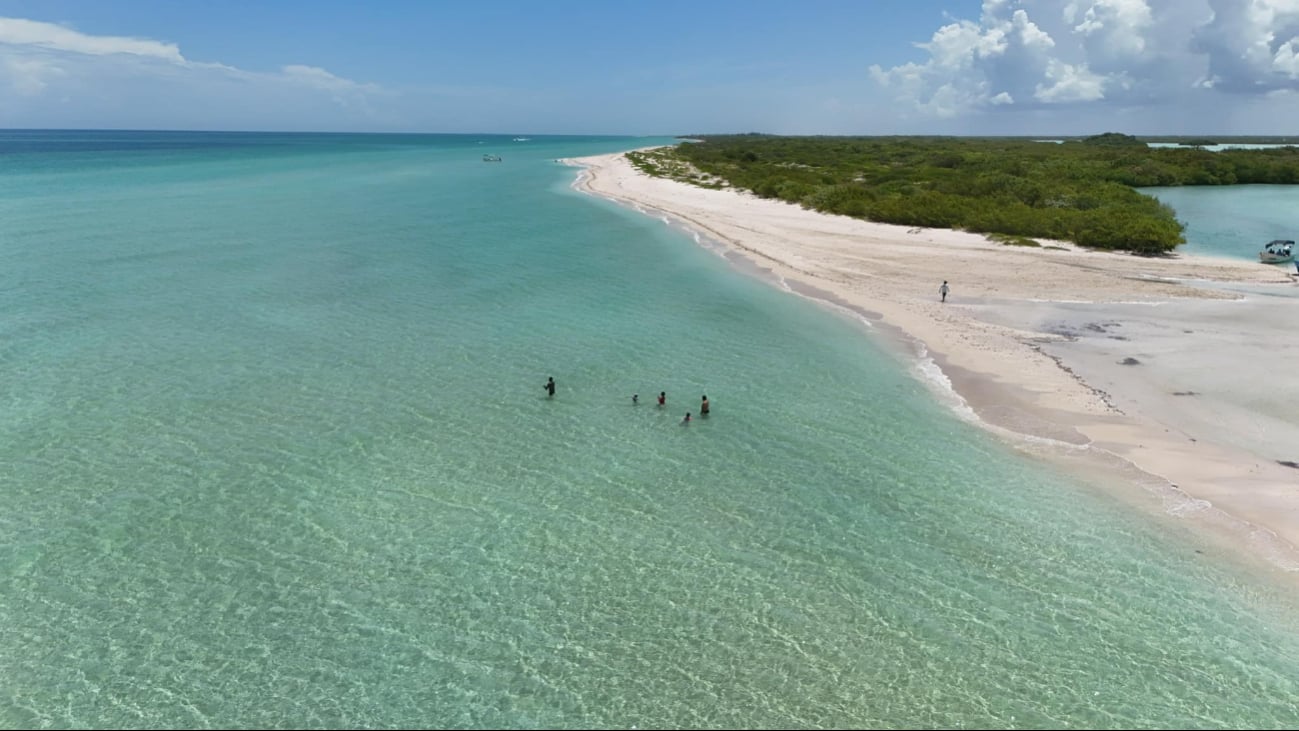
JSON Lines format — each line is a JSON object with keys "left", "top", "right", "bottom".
{"left": 3, "top": 128, "right": 1298, "bottom": 140}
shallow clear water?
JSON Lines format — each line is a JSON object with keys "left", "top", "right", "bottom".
{"left": 1143, "top": 184, "right": 1299, "bottom": 263}
{"left": 3, "top": 132, "right": 1299, "bottom": 729}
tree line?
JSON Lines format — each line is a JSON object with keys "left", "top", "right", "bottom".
{"left": 631, "top": 133, "right": 1299, "bottom": 254}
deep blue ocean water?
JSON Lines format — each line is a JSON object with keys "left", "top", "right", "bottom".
{"left": 3, "top": 131, "right": 1299, "bottom": 728}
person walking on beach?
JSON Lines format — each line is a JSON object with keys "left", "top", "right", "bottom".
{"left": 939, "top": 280, "right": 950, "bottom": 303}
{"left": 700, "top": 395, "right": 710, "bottom": 417}
{"left": 657, "top": 391, "right": 666, "bottom": 407}
{"left": 544, "top": 376, "right": 555, "bottom": 398}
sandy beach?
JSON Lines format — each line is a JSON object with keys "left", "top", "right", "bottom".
{"left": 567, "top": 150, "right": 1299, "bottom": 575}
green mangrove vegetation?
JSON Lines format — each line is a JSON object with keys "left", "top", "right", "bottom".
{"left": 636, "top": 133, "right": 1299, "bottom": 255}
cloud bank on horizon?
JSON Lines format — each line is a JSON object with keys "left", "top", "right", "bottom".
{"left": 0, "top": 16, "right": 386, "bottom": 131}
{"left": 1, "top": 2, "right": 1298, "bottom": 135}
{"left": 870, "top": 0, "right": 1299, "bottom": 132}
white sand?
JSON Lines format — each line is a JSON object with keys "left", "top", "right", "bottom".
{"left": 566, "top": 150, "right": 1299, "bottom": 574}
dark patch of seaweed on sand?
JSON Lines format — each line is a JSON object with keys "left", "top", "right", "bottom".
{"left": 1031, "top": 344, "right": 1124, "bottom": 415}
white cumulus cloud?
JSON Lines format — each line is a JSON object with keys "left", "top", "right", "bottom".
{"left": 871, "top": 1, "right": 1086, "bottom": 116}
{"left": 1192, "top": 0, "right": 1299, "bottom": 90}
{"left": 1071, "top": 0, "right": 1155, "bottom": 63}
{"left": 870, "top": 0, "right": 1272, "bottom": 128}
{"left": 1035, "top": 59, "right": 1107, "bottom": 102}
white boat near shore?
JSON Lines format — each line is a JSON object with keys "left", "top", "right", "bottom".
{"left": 1260, "top": 239, "right": 1294, "bottom": 263}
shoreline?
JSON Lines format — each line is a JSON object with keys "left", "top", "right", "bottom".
{"left": 565, "top": 149, "right": 1299, "bottom": 580}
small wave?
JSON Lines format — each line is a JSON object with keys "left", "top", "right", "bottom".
{"left": 911, "top": 348, "right": 980, "bottom": 423}
{"left": 1165, "top": 495, "right": 1213, "bottom": 516}
{"left": 906, "top": 343, "right": 1095, "bottom": 452}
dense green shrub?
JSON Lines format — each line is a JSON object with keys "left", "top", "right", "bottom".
{"left": 651, "top": 135, "right": 1299, "bottom": 253}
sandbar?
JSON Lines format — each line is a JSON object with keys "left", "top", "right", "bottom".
{"left": 565, "top": 149, "right": 1299, "bottom": 577}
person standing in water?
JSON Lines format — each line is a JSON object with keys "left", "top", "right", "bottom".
{"left": 632, "top": 394, "right": 639, "bottom": 405}
{"left": 700, "top": 395, "right": 710, "bottom": 417}
{"left": 681, "top": 412, "right": 691, "bottom": 425}
{"left": 544, "top": 376, "right": 555, "bottom": 398}
{"left": 657, "top": 391, "right": 666, "bottom": 407}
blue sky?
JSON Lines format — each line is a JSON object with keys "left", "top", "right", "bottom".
{"left": 2, "top": 1, "right": 1299, "bottom": 135}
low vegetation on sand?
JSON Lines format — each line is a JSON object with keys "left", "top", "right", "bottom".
{"left": 637, "top": 133, "right": 1299, "bottom": 255}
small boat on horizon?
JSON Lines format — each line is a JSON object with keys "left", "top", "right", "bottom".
{"left": 482, "top": 154, "right": 502, "bottom": 162}
{"left": 1260, "top": 239, "right": 1294, "bottom": 263}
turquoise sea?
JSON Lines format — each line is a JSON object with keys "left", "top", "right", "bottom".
{"left": 3, "top": 131, "right": 1299, "bottom": 729}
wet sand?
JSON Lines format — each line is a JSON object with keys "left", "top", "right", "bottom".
{"left": 566, "top": 149, "right": 1299, "bottom": 576}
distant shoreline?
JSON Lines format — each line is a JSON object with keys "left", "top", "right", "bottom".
{"left": 566, "top": 148, "right": 1299, "bottom": 583}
